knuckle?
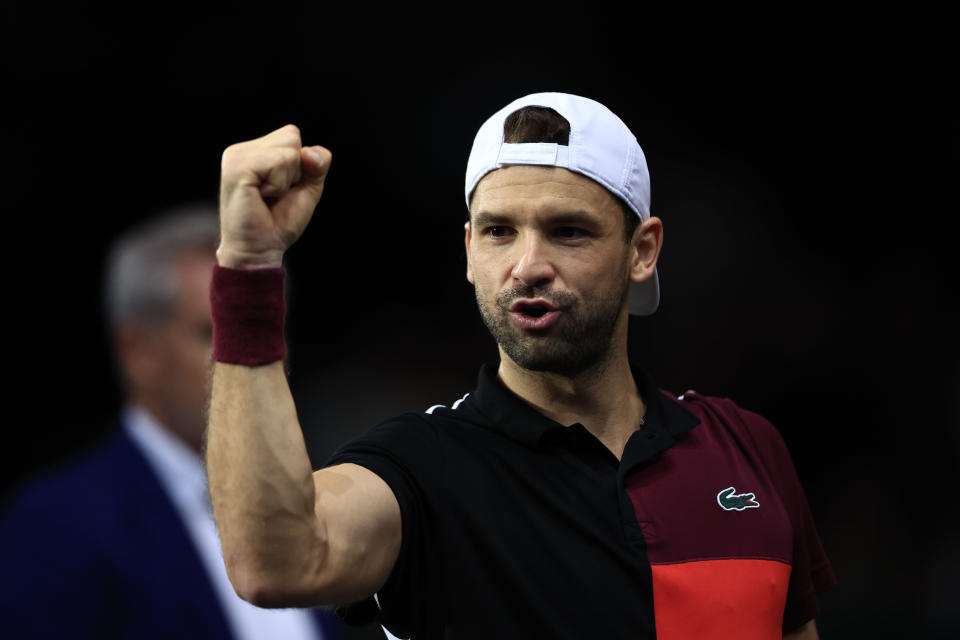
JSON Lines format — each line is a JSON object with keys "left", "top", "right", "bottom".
{"left": 278, "top": 147, "right": 300, "bottom": 166}
{"left": 277, "top": 123, "right": 301, "bottom": 145}
{"left": 221, "top": 143, "right": 240, "bottom": 166}
{"left": 221, "top": 141, "right": 256, "bottom": 172}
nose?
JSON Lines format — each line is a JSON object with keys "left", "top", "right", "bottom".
{"left": 511, "top": 233, "right": 555, "bottom": 288}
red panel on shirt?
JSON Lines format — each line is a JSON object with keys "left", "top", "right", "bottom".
{"left": 625, "top": 391, "right": 837, "bottom": 633}
{"left": 651, "top": 559, "right": 791, "bottom": 640}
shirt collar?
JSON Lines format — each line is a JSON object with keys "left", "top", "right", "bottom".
{"left": 123, "top": 404, "right": 209, "bottom": 512}
{"left": 467, "top": 362, "right": 700, "bottom": 448}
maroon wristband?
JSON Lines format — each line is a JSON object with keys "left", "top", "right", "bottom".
{"left": 210, "top": 264, "right": 286, "bottom": 366}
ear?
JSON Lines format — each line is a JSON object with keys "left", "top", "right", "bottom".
{"left": 629, "top": 216, "right": 663, "bottom": 285}
{"left": 464, "top": 220, "right": 475, "bottom": 284}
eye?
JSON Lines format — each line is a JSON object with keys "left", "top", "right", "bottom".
{"left": 553, "top": 226, "right": 587, "bottom": 240}
{"left": 485, "top": 226, "right": 514, "bottom": 238}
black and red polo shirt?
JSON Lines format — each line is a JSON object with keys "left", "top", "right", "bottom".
{"left": 327, "top": 362, "right": 836, "bottom": 639}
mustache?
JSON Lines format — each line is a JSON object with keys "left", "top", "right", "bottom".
{"left": 495, "top": 285, "right": 577, "bottom": 309}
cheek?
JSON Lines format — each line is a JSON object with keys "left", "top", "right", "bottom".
{"left": 579, "top": 251, "right": 627, "bottom": 284}
{"left": 469, "top": 247, "right": 512, "bottom": 286}
{"left": 168, "top": 333, "right": 212, "bottom": 385}
{"left": 470, "top": 265, "right": 500, "bottom": 301}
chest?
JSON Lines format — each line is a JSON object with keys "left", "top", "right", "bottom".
{"left": 624, "top": 427, "right": 794, "bottom": 565}
{"left": 622, "top": 424, "right": 796, "bottom": 639}
{"left": 429, "top": 421, "right": 796, "bottom": 639}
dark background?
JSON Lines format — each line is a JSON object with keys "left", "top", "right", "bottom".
{"left": 2, "top": 2, "right": 957, "bottom": 638}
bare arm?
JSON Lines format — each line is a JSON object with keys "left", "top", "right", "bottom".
{"left": 206, "top": 125, "right": 401, "bottom": 607}
{"left": 784, "top": 620, "right": 819, "bottom": 640}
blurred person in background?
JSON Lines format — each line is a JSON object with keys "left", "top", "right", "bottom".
{"left": 0, "top": 207, "right": 339, "bottom": 639}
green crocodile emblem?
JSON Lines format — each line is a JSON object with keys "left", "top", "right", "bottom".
{"left": 717, "top": 486, "right": 759, "bottom": 511}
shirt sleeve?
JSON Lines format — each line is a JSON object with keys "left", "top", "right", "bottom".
{"left": 324, "top": 413, "right": 443, "bottom": 638}
{"left": 737, "top": 407, "right": 838, "bottom": 634}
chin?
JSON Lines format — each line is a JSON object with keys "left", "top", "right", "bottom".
{"left": 502, "top": 340, "right": 607, "bottom": 378}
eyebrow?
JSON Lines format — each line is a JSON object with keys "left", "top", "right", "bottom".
{"left": 471, "top": 211, "right": 512, "bottom": 228}
{"left": 471, "top": 210, "right": 600, "bottom": 228}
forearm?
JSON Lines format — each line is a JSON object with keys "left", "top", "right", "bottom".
{"left": 206, "top": 360, "right": 326, "bottom": 606}
{"left": 206, "top": 127, "right": 400, "bottom": 606}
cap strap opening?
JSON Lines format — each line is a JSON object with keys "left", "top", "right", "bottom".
{"left": 496, "top": 142, "right": 570, "bottom": 168}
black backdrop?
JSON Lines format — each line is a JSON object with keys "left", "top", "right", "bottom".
{"left": 2, "top": 3, "right": 957, "bottom": 637}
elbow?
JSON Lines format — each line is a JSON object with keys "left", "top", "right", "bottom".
{"left": 225, "top": 556, "right": 327, "bottom": 609}
{"left": 231, "top": 570, "right": 288, "bottom": 609}
{"left": 225, "top": 560, "right": 279, "bottom": 608}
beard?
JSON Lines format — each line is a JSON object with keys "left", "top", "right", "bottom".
{"left": 475, "top": 273, "right": 629, "bottom": 378}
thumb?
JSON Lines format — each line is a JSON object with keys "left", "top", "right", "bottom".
{"left": 300, "top": 145, "right": 332, "bottom": 197}
{"left": 266, "top": 146, "right": 332, "bottom": 237}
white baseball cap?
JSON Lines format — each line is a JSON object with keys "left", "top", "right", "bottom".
{"left": 464, "top": 92, "right": 659, "bottom": 316}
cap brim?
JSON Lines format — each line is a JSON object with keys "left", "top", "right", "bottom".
{"left": 629, "top": 268, "right": 660, "bottom": 316}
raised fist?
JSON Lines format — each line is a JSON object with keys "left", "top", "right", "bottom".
{"left": 217, "top": 124, "right": 332, "bottom": 269}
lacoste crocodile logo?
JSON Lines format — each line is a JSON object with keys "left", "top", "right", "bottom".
{"left": 717, "top": 486, "right": 759, "bottom": 511}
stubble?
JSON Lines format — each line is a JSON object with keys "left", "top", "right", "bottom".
{"left": 475, "top": 273, "right": 629, "bottom": 378}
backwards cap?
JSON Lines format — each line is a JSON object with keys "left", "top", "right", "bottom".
{"left": 464, "top": 92, "right": 659, "bottom": 316}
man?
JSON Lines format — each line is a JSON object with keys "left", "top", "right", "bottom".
{"left": 0, "top": 208, "right": 339, "bottom": 639}
{"left": 206, "top": 93, "right": 836, "bottom": 639}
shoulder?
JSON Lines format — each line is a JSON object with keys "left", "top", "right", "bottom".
{"left": 1, "top": 427, "right": 150, "bottom": 533}
{"left": 665, "top": 389, "right": 816, "bottom": 518}
{"left": 665, "top": 389, "right": 794, "bottom": 464}
{"left": 338, "top": 411, "right": 444, "bottom": 450}
{"left": 324, "top": 391, "right": 497, "bottom": 502}
{"left": 330, "top": 392, "right": 481, "bottom": 455}
{"left": 325, "top": 411, "right": 444, "bottom": 475}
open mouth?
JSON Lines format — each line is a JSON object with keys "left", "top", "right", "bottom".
{"left": 519, "top": 303, "right": 550, "bottom": 318}
{"left": 509, "top": 299, "right": 562, "bottom": 330}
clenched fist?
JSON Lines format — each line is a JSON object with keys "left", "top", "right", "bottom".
{"left": 217, "top": 124, "right": 332, "bottom": 269}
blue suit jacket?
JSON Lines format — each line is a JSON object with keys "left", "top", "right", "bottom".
{"left": 0, "top": 424, "right": 340, "bottom": 639}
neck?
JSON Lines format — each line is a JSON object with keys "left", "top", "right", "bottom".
{"left": 128, "top": 391, "right": 204, "bottom": 455}
{"left": 497, "top": 334, "right": 645, "bottom": 460}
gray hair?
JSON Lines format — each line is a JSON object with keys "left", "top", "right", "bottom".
{"left": 104, "top": 205, "right": 220, "bottom": 329}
